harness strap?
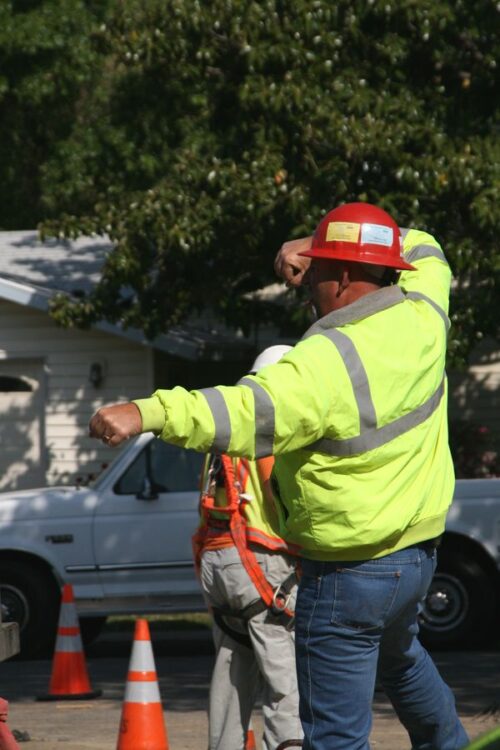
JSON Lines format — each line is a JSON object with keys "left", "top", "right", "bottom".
{"left": 192, "top": 454, "right": 237, "bottom": 574}
{"left": 220, "top": 455, "right": 295, "bottom": 621}
{"left": 238, "top": 569, "right": 298, "bottom": 624}
{"left": 211, "top": 569, "right": 297, "bottom": 646}
{"left": 194, "top": 454, "right": 296, "bottom": 621}
{"left": 212, "top": 608, "right": 253, "bottom": 649}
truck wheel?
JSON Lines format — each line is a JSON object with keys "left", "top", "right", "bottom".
{"left": 0, "top": 560, "right": 60, "bottom": 659}
{"left": 419, "top": 551, "right": 496, "bottom": 650}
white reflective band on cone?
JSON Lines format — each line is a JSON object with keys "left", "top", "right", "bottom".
{"left": 128, "top": 641, "right": 156, "bottom": 672}
{"left": 58, "top": 602, "right": 78, "bottom": 628}
{"left": 124, "top": 680, "right": 162, "bottom": 703}
{"left": 54, "top": 634, "right": 82, "bottom": 653}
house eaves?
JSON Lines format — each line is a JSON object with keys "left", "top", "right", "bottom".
{"left": 0, "top": 273, "right": 205, "bottom": 359}
{"left": 0, "top": 231, "right": 253, "bottom": 362}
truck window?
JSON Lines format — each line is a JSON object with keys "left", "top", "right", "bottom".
{"left": 114, "top": 440, "right": 204, "bottom": 495}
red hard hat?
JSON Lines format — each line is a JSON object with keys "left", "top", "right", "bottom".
{"left": 299, "top": 202, "right": 416, "bottom": 271}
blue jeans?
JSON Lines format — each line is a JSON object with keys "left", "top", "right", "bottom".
{"left": 295, "top": 545, "right": 469, "bottom": 750}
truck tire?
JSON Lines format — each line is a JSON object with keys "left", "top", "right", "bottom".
{"left": 0, "top": 560, "right": 60, "bottom": 659}
{"left": 419, "top": 550, "right": 496, "bottom": 650}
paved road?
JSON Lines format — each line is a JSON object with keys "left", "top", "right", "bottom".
{"left": 1, "top": 627, "right": 500, "bottom": 749}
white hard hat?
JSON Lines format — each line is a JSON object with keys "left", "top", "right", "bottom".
{"left": 249, "top": 344, "right": 293, "bottom": 374}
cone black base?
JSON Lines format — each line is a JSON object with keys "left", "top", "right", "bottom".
{"left": 36, "top": 689, "right": 102, "bottom": 702}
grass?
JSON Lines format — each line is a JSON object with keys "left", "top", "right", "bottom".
{"left": 105, "top": 612, "right": 212, "bottom": 633}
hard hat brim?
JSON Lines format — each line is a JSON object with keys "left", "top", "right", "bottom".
{"left": 298, "top": 246, "right": 416, "bottom": 271}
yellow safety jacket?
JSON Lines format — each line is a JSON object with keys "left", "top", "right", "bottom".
{"left": 135, "top": 228, "right": 454, "bottom": 561}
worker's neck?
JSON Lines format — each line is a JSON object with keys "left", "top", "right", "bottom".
{"left": 320, "top": 281, "right": 382, "bottom": 316}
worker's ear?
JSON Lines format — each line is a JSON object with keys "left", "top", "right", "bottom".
{"left": 337, "top": 266, "right": 351, "bottom": 296}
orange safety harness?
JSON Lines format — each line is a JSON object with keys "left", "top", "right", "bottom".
{"left": 192, "top": 453, "right": 296, "bottom": 623}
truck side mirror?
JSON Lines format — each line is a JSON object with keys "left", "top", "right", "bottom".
{"left": 136, "top": 477, "right": 159, "bottom": 501}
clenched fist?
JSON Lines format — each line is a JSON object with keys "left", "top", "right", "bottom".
{"left": 274, "top": 236, "right": 313, "bottom": 288}
{"left": 89, "top": 402, "right": 142, "bottom": 446}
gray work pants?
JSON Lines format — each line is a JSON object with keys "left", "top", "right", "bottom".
{"left": 200, "top": 545, "right": 303, "bottom": 750}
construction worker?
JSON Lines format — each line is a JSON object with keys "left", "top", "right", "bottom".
{"left": 193, "top": 344, "right": 303, "bottom": 750}
{"left": 89, "top": 202, "right": 469, "bottom": 750}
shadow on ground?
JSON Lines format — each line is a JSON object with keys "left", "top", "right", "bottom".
{"left": 3, "top": 621, "right": 500, "bottom": 719}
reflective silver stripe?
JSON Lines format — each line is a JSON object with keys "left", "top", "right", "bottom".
{"left": 54, "top": 633, "right": 82, "bottom": 653}
{"left": 400, "top": 227, "right": 410, "bottom": 240}
{"left": 124, "top": 680, "right": 161, "bottom": 703}
{"left": 129, "top": 640, "right": 156, "bottom": 672}
{"left": 58, "top": 602, "right": 78, "bottom": 628}
{"left": 307, "top": 378, "right": 445, "bottom": 456}
{"left": 318, "top": 330, "right": 377, "bottom": 431}
{"left": 302, "top": 285, "right": 406, "bottom": 338}
{"left": 199, "top": 388, "right": 231, "bottom": 452}
{"left": 405, "top": 243, "right": 448, "bottom": 265}
{"left": 406, "top": 291, "right": 450, "bottom": 331}
{"left": 238, "top": 377, "right": 276, "bottom": 458}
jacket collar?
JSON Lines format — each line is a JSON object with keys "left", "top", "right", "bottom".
{"left": 302, "top": 285, "right": 406, "bottom": 339}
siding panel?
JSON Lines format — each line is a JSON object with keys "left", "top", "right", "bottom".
{"left": 449, "top": 337, "right": 500, "bottom": 476}
{"left": 0, "top": 300, "right": 154, "bottom": 487}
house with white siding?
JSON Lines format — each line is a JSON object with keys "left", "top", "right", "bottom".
{"left": 0, "top": 232, "right": 253, "bottom": 490}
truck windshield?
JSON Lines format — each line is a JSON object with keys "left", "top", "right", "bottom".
{"left": 85, "top": 438, "right": 143, "bottom": 490}
{"left": 86, "top": 460, "right": 115, "bottom": 490}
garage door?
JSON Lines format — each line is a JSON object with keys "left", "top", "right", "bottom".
{"left": 0, "top": 359, "right": 45, "bottom": 490}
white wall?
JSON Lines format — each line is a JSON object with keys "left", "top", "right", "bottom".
{"left": 0, "top": 300, "right": 154, "bottom": 488}
{"left": 449, "top": 338, "right": 500, "bottom": 429}
{"left": 448, "top": 337, "right": 500, "bottom": 476}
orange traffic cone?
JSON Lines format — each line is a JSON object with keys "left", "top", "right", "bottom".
{"left": 37, "top": 584, "right": 101, "bottom": 701}
{"left": 0, "top": 699, "right": 20, "bottom": 750}
{"left": 245, "top": 726, "right": 256, "bottom": 750}
{"left": 116, "top": 619, "right": 169, "bottom": 750}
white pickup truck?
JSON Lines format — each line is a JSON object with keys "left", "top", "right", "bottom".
{"left": 0, "top": 434, "right": 206, "bottom": 658}
{"left": 0, "top": 433, "right": 498, "bottom": 657}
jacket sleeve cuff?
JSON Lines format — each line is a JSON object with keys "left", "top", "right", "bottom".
{"left": 132, "top": 397, "right": 166, "bottom": 433}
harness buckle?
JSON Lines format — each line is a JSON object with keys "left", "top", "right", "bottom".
{"left": 271, "top": 584, "right": 292, "bottom": 616}
{"left": 239, "top": 492, "right": 253, "bottom": 502}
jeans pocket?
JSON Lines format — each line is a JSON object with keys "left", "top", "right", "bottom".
{"left": 331, "top": 567, "right": 401, "bottom": 631}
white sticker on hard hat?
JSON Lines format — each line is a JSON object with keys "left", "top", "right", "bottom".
{"left": 360, "top": 223, "right": 393, "bottom": 246}
{"left": 326, "top": 222, "right": 360, "bottom": 243}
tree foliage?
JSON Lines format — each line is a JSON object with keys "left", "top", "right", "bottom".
{"left": 10, "top": 0, "right": 500, "bottom": 364}
{"left": 0, "top": 0, "right": 109, "bottom": 228}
